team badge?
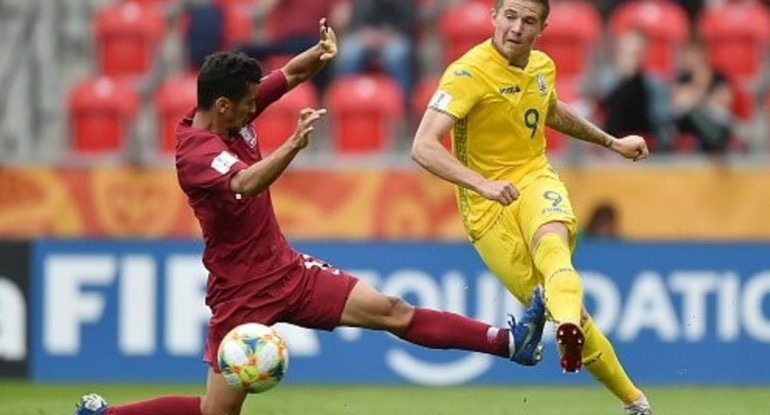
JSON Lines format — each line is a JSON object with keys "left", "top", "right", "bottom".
{"left": 536, "top": 73, "right": 548, "bottom": 97}
{"left": 240, "top": 125, "right": 258, "bottom": 148}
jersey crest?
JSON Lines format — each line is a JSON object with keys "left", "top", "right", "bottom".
{"left": 240, "top": 125, "right": 258, "bottom": 148}
{"left": 536, "top": 73, "right": 548, "bottom": 97}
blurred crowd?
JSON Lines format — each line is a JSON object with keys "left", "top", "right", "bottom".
{"left": 1, "top": 0, "right": 769, "bottom": 163}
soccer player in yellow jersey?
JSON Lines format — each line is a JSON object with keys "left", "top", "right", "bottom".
{"left": 411, "top": 0, "right": 653, "bottom": 414}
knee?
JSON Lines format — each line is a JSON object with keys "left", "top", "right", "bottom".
{"left": 379, "top": 296, "right": 414, "bottom": 329}
{"left": 532, "top": 222, "right": 570, "bottom": 250}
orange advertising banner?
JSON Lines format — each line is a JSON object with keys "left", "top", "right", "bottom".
{"left": 0, "top": 166, "right": 768, "bottom": 240}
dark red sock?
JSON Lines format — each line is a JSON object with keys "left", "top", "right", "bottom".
{"left": 107, "top": 396, "right": 201, "bottom": 415}
{"left": 399, "top": 307, "right": 510, "bottom": 358}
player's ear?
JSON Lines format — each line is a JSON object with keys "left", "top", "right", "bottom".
{"left": 215, "top": 97, "right": 230, "bottom": 114}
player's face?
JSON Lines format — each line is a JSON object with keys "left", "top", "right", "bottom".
{"left": 491, "top": 0, "right": 547, "bottom": 65}
{"left": 222, "top": 82, "right": 259, "bottom": 134}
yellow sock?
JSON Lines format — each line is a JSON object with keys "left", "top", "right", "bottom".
{"left": 582, "top": 316, "right": 641, "bottom": 404}
{"left": 533, "top": 233, "right": 582, "bottom": 325}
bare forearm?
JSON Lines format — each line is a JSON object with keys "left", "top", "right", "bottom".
{"left": 546, "top": 100, "right": 613, "bottom": 148}
{"left": 411, "top": 140, "right": 486, "bottom": 193}
{"left": 232, "top": 142, "right": 301, "bottom": 196}
{"left": 281, "top": 45, "right": 326, "bottom": 84}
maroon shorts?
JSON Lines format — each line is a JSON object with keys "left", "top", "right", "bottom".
{"left": 203, "top": 258, "right": 358, "bottom": 371}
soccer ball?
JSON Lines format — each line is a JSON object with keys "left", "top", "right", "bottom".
{"left": 217, "top": 323, "right": 289, "bottom": 394}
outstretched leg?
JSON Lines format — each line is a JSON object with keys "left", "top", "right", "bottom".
{"left": 338, "top": 279, "right": 545, "bottom": 365}
{"left": 531, "top": 221, "right": 585, "bottom": 372}
{"left": 581, "top": 309, "right": 649, "bottom": 411}
{"left": 75, "top": 395, "right": 202, "bottom": 415}
{"left": 530, "top": 222, "right": 652, "bottom": 412}
{"left": 74, "top": 369, "right": 245, "bottom": 415}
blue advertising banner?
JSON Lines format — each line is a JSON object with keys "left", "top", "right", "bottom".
{"left": 31, "top": 240, "right": 770, "bottom": 384}
{"left": 0, "top": 241, "right": 30, "bottom": 378}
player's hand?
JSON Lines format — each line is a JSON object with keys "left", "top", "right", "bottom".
{"left": 477, "top": 180, "right": 520, "bottom": 206}
{"left": 610, "top": 135, "right": 649, "bottom": 162}
{"left": 291, "top": 108, "right": 326, "bottom": 150}
{"left": 318, "top": 18, "right": 337, "bottom": 62}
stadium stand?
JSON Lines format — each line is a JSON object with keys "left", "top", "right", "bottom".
{"left": 326, "top": 75, "right": 403, "bottom": 154}
{"left": 221, "top": 0, "right": 256, "bottom": 50}
{"left": 155, "top": 73, "right": 197, "bottom": 154}
{"left": 535, "top": 0, "right": 601, "bottom": 81}
{"left": 7, "top": 0, "right": 766, "bottom": 162}
{"left": 608, "top": 0, "right": 690, "bottom": 78}
{"left": 412, "top": 75, "right": 451, "bottom": 149}
{"left": 94, "top": 1, "right": 166, "bottom": 78}
{"left": 698, "top": 0, "right": 770, "bottom": 83}
{"left": 68, "top": 75, "right": 139, "bottom": 153}
{"left": 697, "top": 0, "right": 770, "bottom": 120}
{"left": 254, "top": 82, "right": 320, "bottom": 154}
{"left": 438, "top": 1, "right": 492, "bottom": 66}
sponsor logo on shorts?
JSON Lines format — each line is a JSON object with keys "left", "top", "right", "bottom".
{"left": 541, "top": 206, "right": 571, "bottom": 215}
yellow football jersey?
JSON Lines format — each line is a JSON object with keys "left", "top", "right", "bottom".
{"left": 428, "top": 40, "right": 559, "bottom": 240}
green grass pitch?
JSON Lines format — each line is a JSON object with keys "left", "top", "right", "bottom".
{"left": 0, "top": 382, "right": 765, "bottom": 414}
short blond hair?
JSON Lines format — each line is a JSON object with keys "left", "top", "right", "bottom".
{"left": 494, "top": 0, "right": 550, "bottom": 20}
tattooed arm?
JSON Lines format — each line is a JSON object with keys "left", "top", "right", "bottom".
{"left": 545, "top": 100, "right": 650, "bottom": 161}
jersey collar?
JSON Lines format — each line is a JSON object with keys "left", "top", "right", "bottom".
{"left": 483, "top": 40, "right": 531, "bottom": 74}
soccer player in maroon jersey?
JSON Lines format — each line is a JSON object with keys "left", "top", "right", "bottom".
{"left": 75, "top": 19, "right": 546, "bottom": 415}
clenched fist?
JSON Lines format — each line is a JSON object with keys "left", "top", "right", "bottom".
{"left": 477, "top": 180, "right": 520, "bottom": 206}
{"left": 609, "top": 135, "right": 649, "bottom": 162}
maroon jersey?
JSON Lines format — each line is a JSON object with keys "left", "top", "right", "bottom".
{"left": 175, "top": 70, "right": 301, "bottom": 307}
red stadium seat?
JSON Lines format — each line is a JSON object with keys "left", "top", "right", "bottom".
{"left": 253, "top": 82, "right": 319, "bottom": 154}
{"left": 94, "top": 1, "right": 165, "bottom": 77}
{"left": 470, "top": 0, "right": 495, "bottom": 7}
{"left": 326, "top": 75, "right": 403, "bottom": 154}
{"left": 535, "top": 0, "right": 601, "bottom": 80}
{"left": 221, "top": 1, "right": 255, "bottom": 49}
{"left": 128, "top": 0, "right": 173, "bottom": 7}
{"left": 609, "top": 0, "right": 689, "bottom": 78}
{"left": 68, "top": 75, "right": 139, "bottom": 154}
{"left": 697, "top": 1, "right": 770, "bottom": 84}
{"left": 212, "top": 0, "right": 265, "bottom": 4}
{"left": 412, "top": 76, "right": 451, "bottom": 150}
{"left": 260, "top": 55, "right": 292, "bottom": 72}
{"left": 413, "top": 76, "right": 439, "bottom": 121}
{"left": 155, "top": 74, "right": 198, "bottom": 154}
{"left": 439, "top": 1, "right": 493, "bottom": 65}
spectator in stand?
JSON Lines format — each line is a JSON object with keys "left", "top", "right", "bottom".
{"left": 598, "top": 28, "right": 674, "bottom": 152}
{"left": 671, "top": 41, "right": 734, "bottom": 153}
{"left": 599, "top": 0, "right": 705, "bottom": 20}
{"left": 335, "top": 0, "right": 417, "bottom": 107}
{"left": 234, "top": 0, "right": 348, "bottom": 92}
{"left": 581, "top": 202, "right": 621, "bottom": 240}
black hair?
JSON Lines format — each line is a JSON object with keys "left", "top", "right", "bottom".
{"left": 587, "top": 203, "right": 618, "bottom": 234}
{"left": 197, "top": 52, "right": 262, "bottom": 110}
{"left": 494, "top": 0, "right": 550, "bottom": 20}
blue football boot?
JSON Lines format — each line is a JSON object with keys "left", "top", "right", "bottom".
{"left": 508, "top": 286, "right": 546, "bottom": 366}
{"left": 73, "top": 393, "right": 108, "bottom": 415}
